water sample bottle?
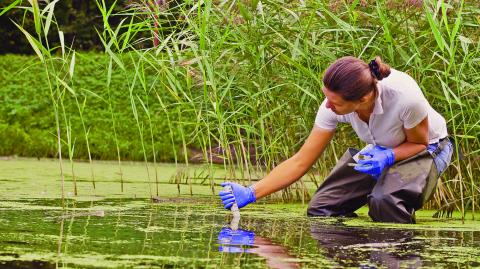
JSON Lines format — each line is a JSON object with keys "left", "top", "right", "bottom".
{"left": 353, "top": 144, "right": 374, "bottom": 163}
{"left": 224, "top": 185, "right": 240, "bottom": 230}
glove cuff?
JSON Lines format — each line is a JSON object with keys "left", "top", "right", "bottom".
{"left": 247, "top": 185, "right": 257, "bottom": 203}
{"left": 385, "top": 149, "right": 395, "bottom": 166}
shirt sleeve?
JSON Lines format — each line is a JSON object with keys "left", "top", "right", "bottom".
{"left": 314, "top": 99, "right": 338, "bottom": 130}
{"left": 401, "top": 98, "right": 429, "bottom": 129}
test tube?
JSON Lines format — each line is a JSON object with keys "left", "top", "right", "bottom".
{"left": 224, "top": 185, "right": 240, "bottom": 230}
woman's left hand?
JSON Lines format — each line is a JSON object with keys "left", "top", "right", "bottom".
{"left": 354, "top": 146, "right": 395, "bottom": 180}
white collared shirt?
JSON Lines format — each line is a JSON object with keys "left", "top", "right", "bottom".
{"left": 314, "top": 69, "right": 448, "bottom": 147}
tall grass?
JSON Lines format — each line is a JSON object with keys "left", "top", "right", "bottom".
{"left": 102, "top": 0, "right": 479, "bottom": 217}
{"left": 5, "top": 0, "right": 479, "bottom": 217}
{"left": 8, "top": 0, "right": 71, "bottom": 207}
{"left": 5, "top": 0, "right": 100, "bottom": 205}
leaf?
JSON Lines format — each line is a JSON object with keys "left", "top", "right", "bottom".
{"left": 12, "top": 21, "right": 44, "bottom": 62}
{"left": 458, "top": 35, "right": 473, "bottom": 44}
{"left": 251, "top": 0, "right": 260, "bottom": 10}
{"left": 121, "top": 16, "right": 135, "bottom": 51}
{"left": 96, "top": 28, "right": 125, "bottom": 71}
{"left": 0, "top": 0, "right": 21, "bottom": 17}
{"left": 59, "top": 30, "right": 65, "bottom": 56}
{"left": 376, "top": 3, "right": 392, "bottom": 43}
{"left": 136, "top": 95, "right": 150, "bottom": 116}
{"left": 81, "top": 88, "right": 106, "bottom": 103}
{"left": 426, "top": 7, "right": 446, "bottom": 52}
{"left": 440, "top": 1, "right": 450, "bottom": 34}
{"left": 155, "top": 34, "right": 172, "bottom": 55}
{"left": 358, "top": 29, "right": 380, "bottom": 58}
{"left": 458, "top": 35, "right": 472, "bottom": 54}
{"left": 56, "top": 76, "right": 76, "bottom": 95}
{"left": 69, "top": 52, "right": 76, "bottom": 79}
{"left": 449, "top": 1, "right": 464, "bottom": 45}
{"left": 107, "top": 57, "right": 113, "bottom": 87}
{"left": 28, "top": 0, "right": 41, "bottom": 36}
{"left": 321, "top": 7, "right": 356, "bottom": 32}
{"left": 438, "top": 75, "right": 462, "bottom": 106}
{"left": 43, "top": 0, "right": 59, "bottom": 37}
{"left": 291, "top": 83, "right": 318, "bottom": 101}
{"left": 238, "top": 2, "right": 252, "bottom": 22}
{"left": 455, "top": 135, "right": 477, "bottom": 139}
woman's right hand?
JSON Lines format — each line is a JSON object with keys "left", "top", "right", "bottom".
{"left": 219, "top": 182, "right": 256, "bottom": 210}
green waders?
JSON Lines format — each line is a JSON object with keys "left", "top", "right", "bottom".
{"left": 307, "top": 138, "right": 451, "bottom": 223}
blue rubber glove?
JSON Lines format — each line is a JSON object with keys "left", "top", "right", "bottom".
{"left": 357, "top": 145, "right": 387, "bottom": 159}
{"left": 219, "top": 182, "right": 256, "bottom": 210}
{"left": 354, "top": 146, "right": 395, "bottom": 180}
{"left": 218, "top": 227, "right": 255, "bottom": 253}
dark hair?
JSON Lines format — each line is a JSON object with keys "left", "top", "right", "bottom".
{"left": 322, "top": 56, "right": 391, "bottom": 101}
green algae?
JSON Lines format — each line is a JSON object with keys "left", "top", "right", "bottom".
{"left": 247, "top": 202, "right": 480, "bottom": 231}
{"left": 0, "top": 199, "right": 474, "bottom": 269}
{"left": 0, "top": 158, "right": 319, "bottom": 200}
{"left": 0, "top": 159, "right": 479, "bottom": 268}
{"left": 341, "top": 207, "right": 480, "bottom": 232}
{"left": 0, "top": 158, "right": 232, "bottom": 199}
{"left": 0, "top": 200, "right": 331, "bottom": 268}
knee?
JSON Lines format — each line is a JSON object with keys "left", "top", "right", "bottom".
{"left": 368, "top": 192, "right": 414, "bottom": 223}
{"left": 368, "top": 192, "right": 403, "bottom": 217}
{"left": 307, "top": 199, "right": 333, "bottom": 217}
{"left": 368, "top": 192, "right": 393, "bottom": 207}
{"left": 307, "top": 200, "right": 323, "bottom": 216}
{"left": 307, "top": 200, "right": 355, "bottom": 217}
{"left": 368, "top": 192, "right": 396, "bottom": 217}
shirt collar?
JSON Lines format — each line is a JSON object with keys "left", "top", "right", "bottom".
{"left": 372, "top": 83, "right": 384, "bottom": 115}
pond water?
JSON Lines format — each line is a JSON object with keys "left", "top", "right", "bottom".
{"left": 0, "top": 198, "right": 479, "bottom": 269}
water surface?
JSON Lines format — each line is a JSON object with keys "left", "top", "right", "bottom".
{"left": 0, "top": 198, "right": 478, "bottom": 268}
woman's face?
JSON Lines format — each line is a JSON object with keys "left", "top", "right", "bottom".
{"left": 322, "top": 87, "right": 362, "bottom": 115}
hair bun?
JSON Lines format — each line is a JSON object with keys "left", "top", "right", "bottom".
{"left": 369, "top": 56, "right": 391, "bottom": 80}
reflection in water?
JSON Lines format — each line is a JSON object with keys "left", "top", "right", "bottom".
{"left": 1, "top": 199, "right": 478, "bottom": 268}
{"left": 310, "top": 222, "right": 423, "bottom": 268}
{"left": 218, "top": 228, "right": 255, "bottom": 253}
{"left": 218, "top": 227, "right": 300, "bottom": 269}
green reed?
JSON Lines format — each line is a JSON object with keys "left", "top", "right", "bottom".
{"left": 10, "top": 0, "right": 68, "bottom": 207}
{"left": 6, "top": 0, "right": 479, "bottom": 217}
{"left": 107, "top": 0, "right": 477, "bottom": 216}
{"left": 7, "top": 0, "right": 104, "bottom": 203}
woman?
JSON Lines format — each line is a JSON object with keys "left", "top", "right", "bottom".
{"left": 219, "top": 56, "right": 453, "bottom": 224}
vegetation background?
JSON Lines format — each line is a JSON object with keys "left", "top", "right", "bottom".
{"left": 0, "top": 0, "right": 478, "bottom": 216}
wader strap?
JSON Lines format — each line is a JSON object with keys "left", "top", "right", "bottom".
{"left": 428, "top": 137, "right": 450, "bottom": 158}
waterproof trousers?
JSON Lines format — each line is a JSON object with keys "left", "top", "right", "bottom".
{"left": 307, "top": 138, "right": 452, "bottom": 223}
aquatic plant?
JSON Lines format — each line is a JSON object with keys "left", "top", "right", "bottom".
{"left": 5, "top": 0, "right": 70, "bottom": 207}
{"left": 3, "top": 0, "right": 479, "bottom": 218}
{"left": 91, "top": 0, "right": 479, "bottom": 217}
